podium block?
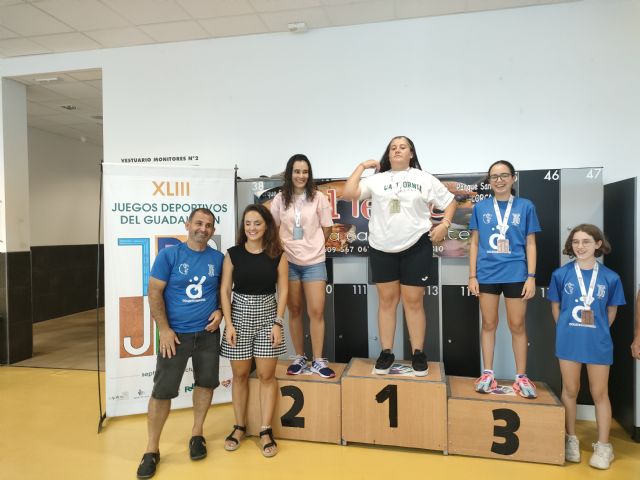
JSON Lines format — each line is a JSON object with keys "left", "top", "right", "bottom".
{"left": 246, "top": 360, "right": 345, "bottom": 444}
{"left": 341, "top": 358, "right": 447, "bottom": 451}
{"left": 447, "top": 376, "right": 565, "bottom": 465}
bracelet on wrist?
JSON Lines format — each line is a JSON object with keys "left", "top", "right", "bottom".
{"left": 273, "top": 317, "right": 284, "bottom": 328}
{"left": 441, "top": 218, "right": 452, "bottom": 226}
{"left": 527, "top": 273, "right": 536, "bottom": 278}
{"left": 469, "top": 276, "right": 477, "bottom": 279}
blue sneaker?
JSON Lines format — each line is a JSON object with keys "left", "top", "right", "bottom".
{"left": 513, "top": 374, "right": 537, "bottom": 398}
{"left": 475, "top": 369, "right": 497, "bottom": 393}
{"left": 286, "top": 355, "right": 307, "bottom": 375}
{"left": 310, "top": 358, "right": 335, "bottom": 378}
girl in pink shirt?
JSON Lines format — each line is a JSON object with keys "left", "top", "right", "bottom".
{"left": 271, "top": 154, "right": 335, "bottom": 378}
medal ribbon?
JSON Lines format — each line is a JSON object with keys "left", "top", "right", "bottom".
{"left": 390, "top": 167, "right": 410, "bottom": 199}
{"left": 493, "top": 195, "right": 514, "bottom": 239}
{"left": 574, "top": 261, "right": 599, "bottom": 311}
{"left": 293, "top": 193, "right": 305, "bottom": 228}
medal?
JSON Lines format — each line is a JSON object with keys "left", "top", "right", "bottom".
{"left": 497, "top": 238, "right": 510, "bottom": 253}
{"left": 389, "top": 198, "right": 401, "bottom": 214}
{"left": 574, "top": 261, "right": 599, "bottom": 326}
{"left": 581, "top": 308, "right": 594, "bottom": 325}
{"left": 293, "top": 193, "right": 305, "bottom": 239}
{"left": 493, "top": 195, "right": 513, "bottom": 254}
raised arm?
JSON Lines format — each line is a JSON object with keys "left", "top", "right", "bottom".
{"left": 342, "top": 159, "right": 379, "bottom": 200}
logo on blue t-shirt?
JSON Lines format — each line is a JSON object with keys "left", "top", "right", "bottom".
{"left": 511, "top": 214, "right": 521, "bottom": 225}
{"left": 185, "top": 275, "right": 206, "bottom": 301}
{"left": 179, "top": 263, "right": 189, "bottom": 275}
{"left": 208, "top": 264, "right": 215, "bottom": 276}
{"left": 564, "top": 282, "right": 575, "bottom": 294}
{"left": 482, "top": 213, "right": 492, "bottom": 224}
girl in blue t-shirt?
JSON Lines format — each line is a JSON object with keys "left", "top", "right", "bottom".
{"left": 548, "top": 224, "right": 625, "bottom": 469}
{"left": 469, "top": 160, "right": 541, "bottom": 398}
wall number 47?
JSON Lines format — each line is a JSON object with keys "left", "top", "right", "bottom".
{"left": 586, "top": 168, "right": 602, "bottom": 179}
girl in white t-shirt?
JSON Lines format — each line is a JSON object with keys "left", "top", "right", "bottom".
{"left": 271, "top": 154, "right": 335, "bottom": 378}
{"left": 343, "top": 136, "right": 456, "bottom": 376}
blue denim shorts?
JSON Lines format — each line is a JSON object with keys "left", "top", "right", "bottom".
{"left": 288, "top": 261, "right": 327, "bottom": 282}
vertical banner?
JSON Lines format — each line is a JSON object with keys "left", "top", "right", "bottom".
{"left": 103, "top": 164, "right": 235, "bottom": 417}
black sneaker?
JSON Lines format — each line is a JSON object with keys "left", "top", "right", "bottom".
{"left": 189, "top": 435, "right": 207, "bottom": 460}
{"left": 411, "top": 349, "right": 428, "bottom": 377}
{"left": 136, "top": 452, "right": 160, "bottom": 479}
{"left": 374, "top": 349, "right": 395, "bottom": 374}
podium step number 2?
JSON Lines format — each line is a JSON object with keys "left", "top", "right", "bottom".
{"left": 246, "top": 361, "right": 344, "bottom": 444}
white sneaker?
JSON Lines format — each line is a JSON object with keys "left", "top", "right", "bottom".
{"left": 589, "top": 441, "right": 614, "bottom": 469}
{"left": 565, "top": 434, "right": 580, "bottom": 463}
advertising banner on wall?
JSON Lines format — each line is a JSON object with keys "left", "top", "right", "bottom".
{"left": 103, "top": 163, "right": 235, "bottom": 417}
{"left": 240, "top": 172, "right": 487, "bottom": 258}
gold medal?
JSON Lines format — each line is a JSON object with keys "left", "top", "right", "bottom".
{"left": 389, "top": 198, "right": 401, "bottom": 214}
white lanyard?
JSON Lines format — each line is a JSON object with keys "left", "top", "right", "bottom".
{"left": 293, "top": 193, "right": 305, "bottom": 227}
{"left": 574, "top": 261, "right": 599, "bottom": 311}
{"left": 493, "top": 195, "right": 513, "bottom": 239}
{"left": 390, "top": 168, "right": 410, "bottom": 198}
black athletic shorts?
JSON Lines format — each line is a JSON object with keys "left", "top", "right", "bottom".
{"left": 478, "top": 282, "right": 525, "bottom": 298}
{"left": 369, "top": 233, "right": 433, "bottom": 286}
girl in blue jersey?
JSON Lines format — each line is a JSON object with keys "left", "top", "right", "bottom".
{"left": 468, "top": 160, "right": 540, "bottom": 398}
{"left": 548, "top": 224, "right": 625, "bottom": 469}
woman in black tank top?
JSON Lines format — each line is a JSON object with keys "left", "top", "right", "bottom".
{"left": 220, "top": 204, "right": 288, "bottom": 458}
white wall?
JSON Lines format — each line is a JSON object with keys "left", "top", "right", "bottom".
{"left": 28, "top": 127, "right": 102, "bottom": 246}
{"left": 0, "top": 0, "right": 638, "bottom": 246}
{"left": 0, "top": 79, "right": 29, "bottom": 253}
{"left": 102, "top": 0, "right": 640, "bottom": 183}
{"left": 0, "top": 0, "right": 638, "bottom": 184}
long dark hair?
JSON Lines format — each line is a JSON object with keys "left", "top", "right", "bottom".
{"left": 487, "top": 160, "right": 517, "bottom": 196}
{"left": 562, "top": 223, "right": 611, "bottom": 258}
{"left": 282, "top": 153, "right": 317, "bottom": 209}
{"left": 237, "top": 204, "right": 283, "bottom": 259}
{"left": 378, "top": 136, "right": 422, "bottom": 173}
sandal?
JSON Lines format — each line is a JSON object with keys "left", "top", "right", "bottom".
{"left": 259, "top": 427, "right": 278, "bottom": 458}
{"left": 224, "top": 425, "right": 246, "bottom": 451}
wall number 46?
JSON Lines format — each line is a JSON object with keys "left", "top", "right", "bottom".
{"left": 544, "top": 170, "right": 559, "bottom": 181}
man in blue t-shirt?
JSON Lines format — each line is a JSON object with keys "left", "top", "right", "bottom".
{"left": 137, "top": 208, "right": 224, "bottom": 479}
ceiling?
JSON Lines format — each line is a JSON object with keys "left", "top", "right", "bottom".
{"left": 2, "top": 0, "right": 578, "bottom": 147}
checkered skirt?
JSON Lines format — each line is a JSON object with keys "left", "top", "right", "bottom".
{"left": 221, "top": 293, "right": 286, "bottom": 360}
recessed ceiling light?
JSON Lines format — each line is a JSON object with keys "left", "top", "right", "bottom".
{"left": 34, "top": 76, "right": 60, "bottom": 83}
{"left": 59, "top": 105, "right": 77, "bottom": 110}
{"left": 288, "top": 22, "right": 308, "bottom": 33}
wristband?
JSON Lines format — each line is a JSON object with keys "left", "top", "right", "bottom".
{"left": 273, "top": 317, "right": 284, "bottom": 328}
{"left": 441, "top": 218, "right": 452, "bottom": 227}
{"left": 469, "top": 276, "right": 477, "bottom": 279}
{"left": 527, "top": 273, "right": 536, "bottom": 278}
